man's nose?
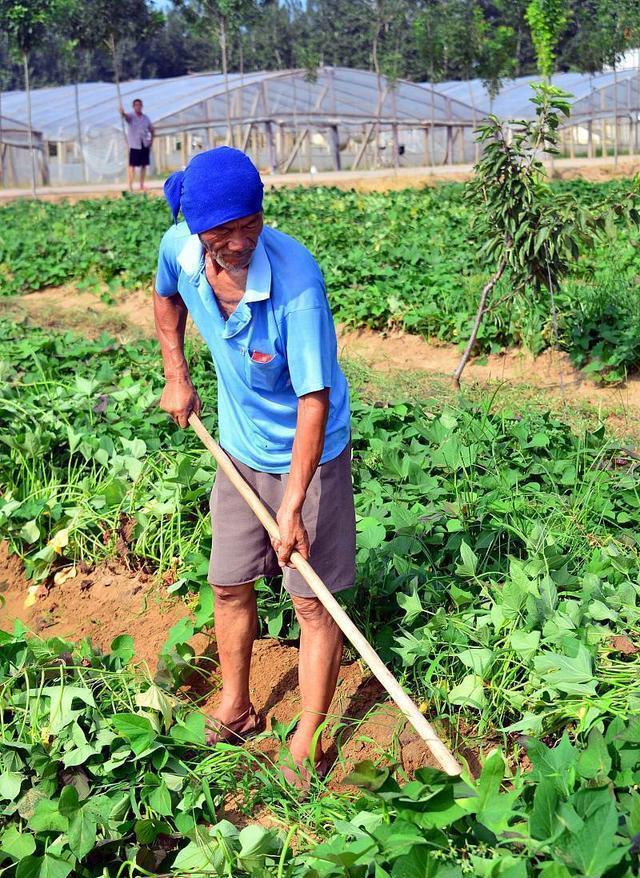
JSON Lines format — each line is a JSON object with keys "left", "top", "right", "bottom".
{"left": 226, "top": 233, "right": 246, "bottom": 251}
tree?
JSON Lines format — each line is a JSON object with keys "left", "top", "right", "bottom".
{"left": 176, "top": 0, "right": 255, "bottom": 146}
{"left": 525, "top": 0, "right": 568, "bottom": 79}
{"left": 453, "top": 84, "right": 640, "bottom": 388}
{"left": 75, "top": 0, "right": 160, "bottom": 137}
{"left": 0, "top": 0, "right": 64, "bottom": 195}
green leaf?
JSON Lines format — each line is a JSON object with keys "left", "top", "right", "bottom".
{"left": 448, "top": 674, "right": 485, "bottom": 710}
{"left": 475, "top": 750, "right": 518, "bottom": 834}
{"left": 238, "top": 824, "right": 279, "bottom": 866}
{"left": 162, "top": 616, "right": 195, "bottom": 653}
{"left": 68, "top": 808, "right": 97, "bottom": 859}
{"left": 576, "top": 729, "right": 611, "bottom": 780}
{"left": 558, "top": 799, "right": 625, "bottom": 877}
{"left": 148, "top": 781, "right": 172, "bottom": 817}
{"left": 110, "top": 634, "right": 135, "bottom": 663}
{"left": 28, "top": 799, "right": 69, "bottom": 833}
{"left": 533, "top": 644, "right": 597, "bottom": 696}
{"left": 356, "top": 517, "right": 387, "bottom": 550}
{"left": 17, "top": 854, "right": 73, "bottom": 878}
{"left": 43, "top": 685, "right": 95, "bottom": 734}
{"left": 344, "top": 760, "right": 392, "bottom": 791}
{"left": 170, "top": 711, "right": 206, "bottom": 746}
{"left": 194, "top": 582, "right": 214, "bottom": 628}
{"left": 397, "top": 580, "right": 424, "bottom": 623}
{"left": 20, "top": 520, "right": 40, "bottom": 544}
{"left": 0, "top": 771, "right": 23, "bottom": 801}
{"left": 455, "top": 541, "right": 478, "bottom": 577}
{"left": 58, "top": 785, "right": 79, "bottom": 818}
{"left": 0, "top": 825, "right": 36, "bottom": 861}
{"left": 509, "top": 630, "right": 540, "bottom": 662}
{"left": 390, "top": 845, "right": 443, "bottom": 877}
{"left": 135, "top": 684, "right": 174, "bottom": 732}
{"left": 112, "top": 713, "right": 157, "bottom": 755}
{"left": 458, "top": 648, "right": 493, "bottom": 678}
{"left": 529, "top": 781, "right": 559, "bottom": 840}
{"left": 527, "top": 734, "right": 577, "bottom": 797}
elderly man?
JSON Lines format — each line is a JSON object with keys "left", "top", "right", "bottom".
{"left": 154, "top": 147, "right": 355, "bottom": 788}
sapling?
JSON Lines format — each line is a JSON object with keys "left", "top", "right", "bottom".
{"left": 453, "top": 83, "right": 640, "bottom": 388}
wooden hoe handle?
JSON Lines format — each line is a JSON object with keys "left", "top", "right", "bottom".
{"left": 188, "top": 413, "right": 462, "bottom": 776}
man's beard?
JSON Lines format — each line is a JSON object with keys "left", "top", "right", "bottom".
{"left": 213, "top": 250, "right": 252, "bottom": 273}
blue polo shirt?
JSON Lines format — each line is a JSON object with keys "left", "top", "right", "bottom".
{"left": 155, "top": 222, "right": 351, "bottom": 473}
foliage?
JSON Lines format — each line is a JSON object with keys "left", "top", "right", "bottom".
{"left": 3, "top": 320, "right": 640, "bottom": 737}
{"left": 453, "top": 83, "right": 640, "bottom": 384}
{"left": 1, "top": 0, "right": 639, "bottom": 90}
{"left": 561, "top": 272, "right": 640, "bottom": 383}
{"left": 2, "top": 180, "right": 640, "bottom": 372}
{"left": 2, "top": 623, "right": 640, "bottom": 876}
{"left": 526, "top": 0, "right": 569, "bottom": 77}
{"left": 0, "top": 0, "right": 64, "bottom": 57}
{"left": 0, "top": 623, "right": 340, "bottom": 877}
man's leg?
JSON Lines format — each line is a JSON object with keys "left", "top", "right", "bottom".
{"left": 210, "top": 582, "right": 257, "bottom": 723}
{"left": 288, "top": 595, "right": 343, "bottom": 763}
{"left": 127, "top": 164, "right": 134, "bottom": 191}
{"left": 140, "top": 165, "right": 146, "bottom": 191}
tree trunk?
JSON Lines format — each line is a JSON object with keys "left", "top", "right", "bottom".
{"left": 613, "top": 62, "right": 619, "bottom": 166}
{"left": 74, "top": 79, "right": 89, "bottom": 183}
{"left": 108, "top": 34, "right": 127, "bottom": 143}
{"left": 452, "top": 256, "right": 508, "bottom": 389}
{"left": 220, "top": 15, "right": 234, "bottom": 147}
{"left": 23, "top": 53, "right": 37, "bottom": 197}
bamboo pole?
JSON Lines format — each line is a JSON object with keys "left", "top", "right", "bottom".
{"left": 188, "top": 413, "right": 462, "bottom": 777}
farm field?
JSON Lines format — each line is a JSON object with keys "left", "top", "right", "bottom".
{"left": 2, "top": 177, "right": 640, "bottom": 876}
{"left": 2, "top": 310, "right": 640, "bottom": 875}
{"left": 2, "top": 180, "right": 640, "bottom": 382}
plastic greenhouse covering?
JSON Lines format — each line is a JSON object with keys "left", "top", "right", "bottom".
{"left": 1, "top": 66, "right": 639, "bottom": 186}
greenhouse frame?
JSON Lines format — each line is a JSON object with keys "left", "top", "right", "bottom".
{"left": 1, "top": 65, "right": 639, "bottom": 187}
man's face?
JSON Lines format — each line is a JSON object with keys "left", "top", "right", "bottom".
{"left": 133, "top": 100, "right": 143, "bottom": 114}
{"left": 199, "top": 211, "right": 263, "bottom": 273}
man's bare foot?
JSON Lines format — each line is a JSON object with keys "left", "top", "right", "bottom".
{"left": 278, "top": 750, "right": 330, "bottom": 792}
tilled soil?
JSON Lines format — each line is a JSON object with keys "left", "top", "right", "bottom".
{"left": 0, "top": 542, "right": 462, "bottom": 802}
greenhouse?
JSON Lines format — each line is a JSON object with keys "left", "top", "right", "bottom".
{"left": 0, "top": 67, "right": 478, "bottom": 185}
{"left": 431, "top": 68, "right": 640, "bottom": 160}
{"left": 1, "top": 65, "right": 639, "bottom": 187}
{"left": 0, "top": 114, "right": 44, "bottom": 186}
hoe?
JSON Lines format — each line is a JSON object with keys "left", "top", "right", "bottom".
{"left": 189, "top": 412, "right": 461, "bottom": 777}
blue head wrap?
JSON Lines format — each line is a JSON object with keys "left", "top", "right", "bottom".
{"left": 163, "top": 146, "right": 264, "bottom": 234}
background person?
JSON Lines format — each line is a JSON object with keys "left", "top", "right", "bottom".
{"left": 119, "top": 98, "right": 154, "bottom": 191}
{"left": 154, "top": 147, "right": 355, "bottom": 790}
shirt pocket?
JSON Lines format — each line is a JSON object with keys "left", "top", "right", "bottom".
{"left": 244, "top": 342, "right": 288, "bottom": 393}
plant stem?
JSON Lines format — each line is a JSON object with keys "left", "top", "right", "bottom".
{"left": 452, "top": 255, "right": 508, "bottom": 389}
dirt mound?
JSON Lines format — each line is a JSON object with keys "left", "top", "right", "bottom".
{"left": 0, "top": 542, "right": 200, "bottom": 669}
{"left": 8, "top": 286, "right": 640, "bottom": 419}
{"left": 0, "top": 543, "right": 454, "bottom": 791}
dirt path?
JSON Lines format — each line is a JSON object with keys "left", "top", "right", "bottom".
{"left": 6, "top": 284, "right": 640, "bottom": 426}
{"left": 1, "top": 155, "right": 638, "bottom": 202}
{"left": 1, "top": 543, "right": 464, "bottom": 797}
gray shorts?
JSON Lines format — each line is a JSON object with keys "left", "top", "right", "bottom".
{"left": 208, "top": 442, "right": 356, "bottom": 598}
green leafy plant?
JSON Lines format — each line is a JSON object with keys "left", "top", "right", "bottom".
{"left": 453, "top": 82, "right": 640, "bottom": 387}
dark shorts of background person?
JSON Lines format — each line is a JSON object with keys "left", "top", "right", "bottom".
{"left": 208, "top": 442, "right": 356, "bottom": 598}
{"left": 129, "top": 146, "right": 150, "bottom": 167}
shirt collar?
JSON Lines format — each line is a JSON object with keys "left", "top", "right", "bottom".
{"left": 177, "top": 231, "right": 271, "bottom": 301}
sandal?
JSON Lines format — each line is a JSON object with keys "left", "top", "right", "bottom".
{"left": 278, "top": 754, "right": 331, "bottom": 792}
{"left": 205, "top": 703, "right": 263, "bottom": 746}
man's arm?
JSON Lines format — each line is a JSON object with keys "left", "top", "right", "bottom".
{"left": 274, "top": 388, "right": 329, "bottom": 567}
{"left": 119, "top": 105, "right": 131, "bottom": 122}
{"left": 154, "top": 292, "right": 201, "bottom": 428}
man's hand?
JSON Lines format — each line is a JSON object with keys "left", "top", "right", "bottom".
{"left": 160, "top": 378, "right": 201, "bottom": 428}
{"left": 274, "top": 502, "right": 309, "bottom": 568}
